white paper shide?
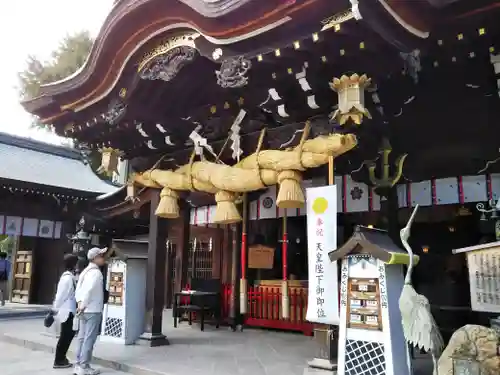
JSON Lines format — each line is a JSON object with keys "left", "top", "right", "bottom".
{"left": 306, "top": 185, "right": 340, "bottom": 325}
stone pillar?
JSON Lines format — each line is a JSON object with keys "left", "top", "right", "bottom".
{"left": 141, "top": 190, "right": 169, "bottom": 347}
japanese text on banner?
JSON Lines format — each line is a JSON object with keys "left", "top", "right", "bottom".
{"left": 306, "top": 185, "right": 340, "bottom": 325}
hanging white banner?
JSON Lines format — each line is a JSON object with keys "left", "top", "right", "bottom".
{"left": 306, "top": 185, "right": 340, "bottom": 325}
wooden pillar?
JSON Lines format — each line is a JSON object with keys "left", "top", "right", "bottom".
{"left": 221, "top": 226, "right": 232, "bottom": 284}
{"left": 212, "top": 229, "right": 222, "bottom": 279}
{"left": 229, "top": 222, "right": 242, "bottom": 330}
{"left": 174, "top": 200, "right": 190, "bottom": 293}
{"left": 141, "top": 190, "right": 169, "bottom": 347}
{"left": 164, "top": 243, "right": 173, "bottom": 308}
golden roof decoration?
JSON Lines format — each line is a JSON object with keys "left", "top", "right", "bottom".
{"left": 329, "top": 73, "right": 372, "bottom": 125}
{"left": 96, "top": 148, "right": 124, "bottom": 177}
{"left": 137, "top": 32, "right": 200, "bottom": 73}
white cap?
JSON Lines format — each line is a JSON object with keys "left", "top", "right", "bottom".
{"left": 87, "top": 247, "right": 108, "bottom": 261}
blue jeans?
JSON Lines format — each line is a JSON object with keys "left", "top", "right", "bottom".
{"left": 75, "top": 313, "right": 101, "bottom": 368}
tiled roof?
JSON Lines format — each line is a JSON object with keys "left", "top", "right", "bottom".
{"left": 0, "top": 132, "right": 118, "bottom": 194}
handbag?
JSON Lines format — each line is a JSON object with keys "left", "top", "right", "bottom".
{"left": 43, "top": 310, "right": 55, "bottom": 328}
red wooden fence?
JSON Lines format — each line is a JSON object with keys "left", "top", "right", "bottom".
{"left": 181, "top": 283, "right": 313, "bottom": 335}
{"left": 245, "top": 285, "right": 313, "bottom": 336}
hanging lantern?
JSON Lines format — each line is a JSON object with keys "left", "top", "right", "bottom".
{"left": 125, "top": 181, "right": 139, "bottom": 203}
{"left": 96, "top": 148, "right": 122, "bottom": 176}
{"left": 329, "top": 73, "right": 372, "bottom": 125}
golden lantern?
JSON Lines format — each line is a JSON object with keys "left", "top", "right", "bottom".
{"left": 125, "top": 181, "right": 139, "bottom": 203}
{"left": 329, "top": 73, "right": 372, "bottom": 125}
{"left": 96, "top": 148, "right": 122, "bottom": 176}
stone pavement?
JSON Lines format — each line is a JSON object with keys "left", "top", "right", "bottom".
{"left": 0, "top": 341, "right": 121, "bottom": 375}
{"left": 0, "top": 302, "right": 50, "bottom": 320}
{"left": 0, "top": 311, "right": 433, "bottom": 375}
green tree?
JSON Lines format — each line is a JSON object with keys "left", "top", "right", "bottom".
{"left": 0, "top": 236, "right": 15, "bottom": 256}
{"left": 18, "top": 31, "right": 93, "bottom": 128}
{"left": 17, "top": 31, "right": 112, "bottom": 182}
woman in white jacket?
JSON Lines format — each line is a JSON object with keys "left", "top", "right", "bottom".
{"left": 52, "top": 254, "right": 79, "bottom": 369}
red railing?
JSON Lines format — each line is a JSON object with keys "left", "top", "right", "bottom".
{"left": 245, "top": 285, "right": 313, "bottom": 336}
{"left": 180, "top": 283, "right": 313, "bottom": 336}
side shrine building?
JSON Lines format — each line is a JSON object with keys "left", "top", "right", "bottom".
{"left": 19, "top": 0, "right": 500, "bottom": 353}
{"left": 0, "top": 132, "right": 118, "bottom": 304}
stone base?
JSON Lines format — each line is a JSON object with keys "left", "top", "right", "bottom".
{"left": 307, "top": 358, "right": 337, "bottom": 372}
{"left": 139, "top": 332, "right": 169, "bottom": 347}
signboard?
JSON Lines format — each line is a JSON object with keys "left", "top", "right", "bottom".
{"left": 248, "top": 245, "right": 275, "bottom": 269}
{"left": 305, "top": 185, "right": 340, "bottom": 325}
{"left": 466, "top": 247, "right": 500, "bottom": 313}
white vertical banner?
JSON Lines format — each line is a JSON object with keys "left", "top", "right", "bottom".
{"left": 306, "top": 185, "right": 340, "bottom": 325}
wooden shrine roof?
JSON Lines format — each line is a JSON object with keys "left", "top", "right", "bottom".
{"left": 21, "top": 0, "right": 442, "bottom": 125}
{"left": 18, "top": 0, "right": 500, "bottom": 186}
{"left": 0, "top": 132, "right": 119, "bottom": 195}
{"left": 329, "top": 225, "right": 418, "bottom": 265}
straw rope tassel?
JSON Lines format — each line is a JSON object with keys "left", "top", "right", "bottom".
{"left": 281, "top": 211, "right": 290, "bottom": 319}
{"left": 239, "top": 193, "right": 248, "bottom": 314}
{"left": 276, "top": 122, "right": 310, "bottom": 208}
{"left": 155, "top": 151, "right": 195, "bottom": 218}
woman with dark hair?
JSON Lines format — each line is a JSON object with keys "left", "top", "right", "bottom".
{"left": 52, "top": 253, "right": 79, "bottom": 369}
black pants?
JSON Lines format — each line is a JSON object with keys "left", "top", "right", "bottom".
{"left": 54, "top": 313, "right": 76, "bottom": 364}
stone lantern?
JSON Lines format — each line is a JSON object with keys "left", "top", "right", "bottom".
{"left": 67, "top": 217, "right": 92, "bottom": 273}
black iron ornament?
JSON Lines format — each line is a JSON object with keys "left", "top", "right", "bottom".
{"left": 368, "top": 138, "right": 407, "bottom": 195}
{"left": 102, "top": 100, "right": 127, "bottom": 125}
{"left": 139, "top": 46, "right": 198, "bottom": 82}
{"left": 216, "top": 56, "right": 251, "bottom": 88}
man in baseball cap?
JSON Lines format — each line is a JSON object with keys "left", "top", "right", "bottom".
{"left": 73, "top": 247, "right": 108, "bottom": 375}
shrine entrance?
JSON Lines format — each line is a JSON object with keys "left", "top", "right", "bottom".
{"left": 164, "top": 225, "right": 224, "bottom": 309}
{"left": 10, "top": 250, "right": 33, "bottom": 304}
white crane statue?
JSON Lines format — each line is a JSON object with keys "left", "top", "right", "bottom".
{"left": 399, "top": 204, "right": 444, "bottom": 375}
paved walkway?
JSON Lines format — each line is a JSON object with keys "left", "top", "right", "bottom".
{"left": 0, "top": 311, "right": 433, "bottom": 375}
{"left": 0, "top": 302, "right": 50, "bottom": 319}
{"left": 0, "top": 341, "right": 120, "bottom": 375}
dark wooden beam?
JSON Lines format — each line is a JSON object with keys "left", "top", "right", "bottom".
{"left": 174, "top": 200, "right": 190, "bottom": 293}
{"left": 141, "top": 190, "right": 169, "bottom": 346}
{"left": 97, "top": 188, "right": 155, "bottom": 217}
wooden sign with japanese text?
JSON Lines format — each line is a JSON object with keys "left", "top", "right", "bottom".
{"left": 248, "top": 245, "right": 275, "bottom": 269}
{"left": 305, "top": 185, "right": 340, "bottom": 325}
{"left": 466, "top": 246, "right": 500, "bottom": 313}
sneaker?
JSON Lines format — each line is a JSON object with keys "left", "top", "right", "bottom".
{"left": 73, "top": 365, "right": 83, "bottom": 375}
{"left": 83, "top": 367, "right": 101, "bottom": 375}
{"left": 53, "top": 362, "right": 72, "bottom": 369}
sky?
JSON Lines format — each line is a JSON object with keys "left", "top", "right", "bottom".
{"left": 0, "top": 0, "right": 114, "bottom": 145}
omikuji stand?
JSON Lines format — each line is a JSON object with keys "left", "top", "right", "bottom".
{"left": 100, "top": 240, "right": 148, "bottom": 345}
{"left": 329, "top": 226, "right": 414, "bottom": 375}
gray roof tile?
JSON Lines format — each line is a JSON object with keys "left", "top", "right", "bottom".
{"left": 0, "top": 134, "right": 118, "bottom": 194}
